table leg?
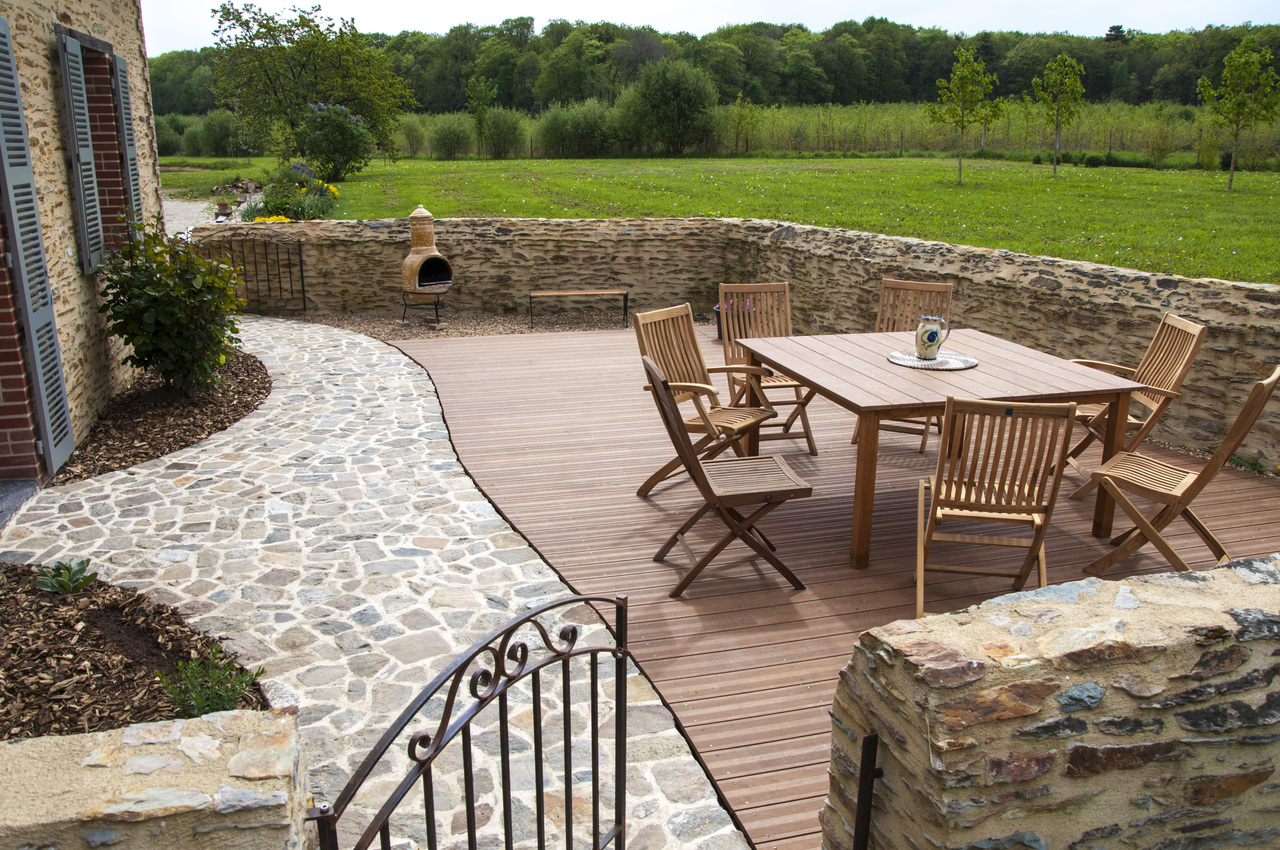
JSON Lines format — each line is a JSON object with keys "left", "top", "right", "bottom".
{"left": 745, "top": 354, "right": 764, "bottom": 456}
{"left": 1091, "top": 391, "right": 1130, "bottom": 538}
{"left": 851, "top": 412, "right": 880, "bottom": 569}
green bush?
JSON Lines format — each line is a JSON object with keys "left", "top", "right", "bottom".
{"left": 98, "top": 222, "right": 243, "bottom": 392}
{"left": 195, "top": 109, "right": 239, "bottom": 157}
{"left": 293, "top": 103, "right": 374, "bottom": 182}
{"left": 431, "top": 114, "right": 473, "bottom": 160}
{"left": 159, "top": 646, "right": 264, "bottom": 718}
{"left": 155, "top": 120, "right": 182, "bottom": 156}
{"left": 485, "top": 108, "right": 525, "bottom": 159}
{"left": 33, "top": 558, "right": 98, "bottom": 594}
{"left": 536, "top": 105, "right": 571, "bottom": 156}
{"left": 563, "top": 100, "right": 612, "bottom": 156}
{"left": 401, "top": 113, "right": 427, "bottom": 156}
{"left": 1083, "top": 153, "right": 1105, "bottom": 168}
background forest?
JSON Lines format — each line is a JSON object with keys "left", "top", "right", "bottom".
{"left": 150, "top": 15, "right": 1280, "bottom": 165}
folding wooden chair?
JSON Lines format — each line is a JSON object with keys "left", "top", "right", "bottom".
{"left": 642, "top": 356, "right": 812, "bottom": 598}
{"left": 634, "top": 303, "right": 776, "bottom": 497}
{"left": 1068, "top": 313, "right": 1207, "bottom": 499}
{"left": 916, "top": 396, "right": 1076, "bottom": 617}
{"left": 855, "top": 278, "right": 955, "bottom": 452}
{"left": 1083, "top": 365, "right": 1280, "bottom": 576}
{"left": 719, "top": 282, "right": 818, "bottom": 455}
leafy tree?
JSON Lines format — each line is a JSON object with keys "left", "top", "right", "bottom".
{"left": 633, "top": 59, "right": 718, "bottom": 154}
{"left": 211, "top": 2, "right": 412, "bottom": 156}
{"left": 1197, "top": 35, "right": 1280, "bottom": 189}
{"left": 927, "top": 46, "right": 1001, "bottom": 184}
{"left": 400, "top": 113, "right": 427, "bottom": 156}
{"left": 466, "top": 76, "right": 498, "bottom": 151}
{"left": 1033, "top": 53, "right": 1086, "bottom": 175}
{"left": 727, "top": 92, "right": 761, "bottom": 151}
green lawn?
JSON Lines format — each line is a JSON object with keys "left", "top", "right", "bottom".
{"left": 160, "top": 156, "right": 1280, "bottom": 284}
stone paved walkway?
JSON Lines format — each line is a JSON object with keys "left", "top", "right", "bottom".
{"left": 0, "top": 316, "right": 748, "bottom": 850}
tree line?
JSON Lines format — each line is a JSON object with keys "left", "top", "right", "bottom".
{"left": 152, "top": 14, "right": 1280, "bottom": 117}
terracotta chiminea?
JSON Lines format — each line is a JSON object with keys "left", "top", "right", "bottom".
{"left": 401, "top": 205, "right": 453, "bottom": 324}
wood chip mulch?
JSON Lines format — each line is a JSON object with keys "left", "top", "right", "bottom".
{"left": 0, "top": 565, "right": 266, "bottom": 741}
{"left": 4, "top": 349, "right": 273, "bottom": 740}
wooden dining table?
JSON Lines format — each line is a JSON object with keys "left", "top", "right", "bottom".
{"left": 738, "top": 329, "right": 1145, "bottom": 568}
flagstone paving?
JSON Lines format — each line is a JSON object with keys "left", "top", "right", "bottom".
{"left": 0, "top": 315, "right": 747, "bottom": 850}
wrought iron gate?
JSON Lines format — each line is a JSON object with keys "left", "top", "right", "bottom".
{"left": 307, "top": 594, "right": 630, "bottom": 850}
{"left": 198, "top": 227, "right": 306, "bottom": 313}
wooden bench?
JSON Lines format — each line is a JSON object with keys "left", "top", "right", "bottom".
{"left": 527, "top": 289, "right": 629, "bottom": 328}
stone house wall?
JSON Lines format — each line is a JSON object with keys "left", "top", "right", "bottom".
{"left": 192, "top": 216, "right": 1280, "bottom": 462}
{"left": 0, "top": 0, "right": 161, "bottom": 470}
{"left": 821, "top": 558, "right": 1280, "bottom": 850}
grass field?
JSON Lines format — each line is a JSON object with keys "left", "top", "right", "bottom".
{"left": 160, "top": 156, "right": 1280, "bottom": 284}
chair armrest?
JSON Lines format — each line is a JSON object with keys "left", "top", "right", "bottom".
{"left": 1136, "top": 386, "right": 1179, "bottom": 400}
{"left": 668, "top": 381, "right": 720, "bottom": 398}
{"left": 1071, "top": 359, "right": 1136, "bottom": 377}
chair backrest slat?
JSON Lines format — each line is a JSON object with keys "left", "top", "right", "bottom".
{"left": 877, "top": 279, "right": 954, "bottom": 333}
{"left": 635, "top": 303, "right": 713, "bottom": 396}
{"left": 937, "top": 398, "right": 1076, "bottom": 515}
{"left": 1131, "top": 313, "right": 1207, "bottom": 413}
{"left": 719, "top": 282, "right": 793, "bottom": 366}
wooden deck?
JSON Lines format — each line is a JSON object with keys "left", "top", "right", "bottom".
{"left": 393, "top": 327, "right": 1280, "bottom": 850}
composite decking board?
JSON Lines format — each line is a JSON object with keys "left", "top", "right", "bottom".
{"left": 393, "top": 329, "right": 1280, "bottom": 849}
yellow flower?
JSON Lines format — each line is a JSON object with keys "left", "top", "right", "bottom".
{"left": 300, "top": 187, "right": 307, "bottom": 193}
{"left": 329, "top": 185, "right": 339, "bottom": 197}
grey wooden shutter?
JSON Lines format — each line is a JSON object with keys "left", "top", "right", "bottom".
{"left": 0, "top": 18, "right": 75, "bottom": 474}
{"left": 58, "top": 32, "right": 103, "bottom": 273}
{"left": 111, "top": 55, "right": 141, "bottom": 225}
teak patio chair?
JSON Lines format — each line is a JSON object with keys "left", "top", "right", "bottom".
{"left": 1067, "top": 312, "right": 1207, "bottom": 499}
{"left": 641, "top": 356, "right": 812, "bottom": 598}
{"left": 1083, "top": 365, "right": 1280, "bottom": 577}
{"left": 719, "top": 282, "right": 818, "bottom": 455}
{"left": 854, "top": 278, "right": 955, "bottom": 452}
{"left": 915, "top": 396, "right": 1076, "bottom": 618}
{"left": 634, "top": 303, "right": 776, "bottom": 497}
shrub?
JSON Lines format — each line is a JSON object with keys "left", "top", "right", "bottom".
{"left": 155, "top": 120, "right": 182, "bottom": 156}
{"left": 401, "top": 113, "right": 427, "bottom": 156}
{"left": 610, "top": 86, "right": 651, "bottom": 154}
{"left": 293, "top": 103, "right": 375, "bottom": 182}
{"left": 431, "top": 114, "right": 473, "bottom": 159}
{"left": 255, "top": 162, "right": 339, "bottom": 221}
{"left": 196, "top": 109, "right": 239, "bottom": 157}
{"left": 33, "top": 558, "right": 98, "bottom": 594}
{"left": 563, "top": 99, "right": 611, "bottom": 156}
{"left": 634, "top": 59, "right": 717, "bottom": 155}
{"left": 159, "top": 646, "right": 264, "bottom": 718}
{"left": 1220, "top": 149, "right": 1235, "bottom": 171}
{"left": 1083, "top": 153, "right": 1105, "bottom": 168}
{"left": 484, "top": 108, "right": 526, "bottom": 159}
{"left": 536, "top": 105, "right": 571, "bottom": 156}
{"left": 98, "top": 222, "right": 243, "bottom": 392}
{"left": 1032, "top": 153, "right": 1043, "bottom": 164}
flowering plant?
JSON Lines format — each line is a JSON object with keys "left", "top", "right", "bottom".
{"left": 293, "top": 103, "right": 374, "bottom": 182}
{"left": 239, "top": 161, "right": 338, "bottom": 221}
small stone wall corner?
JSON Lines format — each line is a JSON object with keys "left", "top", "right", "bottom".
{"left": 823, "top": 557, "right": 1280, "bottom": 850}
{"left": 0, "top": 706, "right": 314, "bottom": 850}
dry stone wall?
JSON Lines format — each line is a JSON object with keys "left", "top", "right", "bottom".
{"left": 191, "top": 216, "right": 1280, "bottom": 462}
{"left": 822, "top": 557, "right": 1280, "bottom": 850}
{"left": 0, "top": 707, "right": 311, "bottom": 849}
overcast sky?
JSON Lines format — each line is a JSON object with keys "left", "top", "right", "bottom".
{"left": 140, "top": 0, "right": 1277, "bottom": 56}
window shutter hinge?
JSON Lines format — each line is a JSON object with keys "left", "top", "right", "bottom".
{"left": 35, "top": 439, "right": 44, "bottom": 457}
{"left": 2, "top": 252, "right": 10, "bottom": 267}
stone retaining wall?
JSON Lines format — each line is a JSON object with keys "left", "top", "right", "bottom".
{"left": 190, "top": 217, "right": 1280, "bottom": 461}
{"left": 0, "top": 707, "right": 311, "bottom": 849}
{"left": 821, "top": 557, "right": 1280, "bottom": 850}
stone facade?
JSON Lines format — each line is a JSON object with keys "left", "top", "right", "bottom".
{"left": 190, "top": 216, "right": 1280, "bottom": 463}
{"left": 0, "top": 707, "right": 311, "bottom": 849}
{"left": 0, "top": 0, "right": 161, "bottom": 475}
{"left": 822, "top": 557, "right": 1280, "bottom": 850}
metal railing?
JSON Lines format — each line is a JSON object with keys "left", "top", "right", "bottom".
{"left": 198, "top": 228, "right": 306, "bottom": 313}
{"left": 307, "top": 594, "right": 630, "bottom": 850}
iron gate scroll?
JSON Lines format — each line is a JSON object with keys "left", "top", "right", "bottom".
{"left": 307, "top": 595, "right": 630, "bottom": 850}
{"left": 198, "top": 227, "right": 306, "bottom": 313}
